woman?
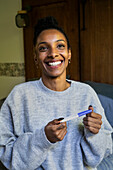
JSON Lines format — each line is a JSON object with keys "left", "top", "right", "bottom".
{"left": 0, "top": 16, "right": 112, "bottom": 170}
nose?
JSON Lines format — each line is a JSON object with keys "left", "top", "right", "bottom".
{"left": 48, "top": 47, "right": 58, "bottom": 58}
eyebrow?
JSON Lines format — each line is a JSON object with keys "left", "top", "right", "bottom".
{"left": 38, "top": 39, "right": 65, "bottom": 46}
{"left": 56, "top": 39, "right": 65, "bottom": 42}
{"left": 38, "top": 42, "right": 47, "bottom": 46}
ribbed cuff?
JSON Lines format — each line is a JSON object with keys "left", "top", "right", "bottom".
{"left": 35, "top": 127, "right": 56, "bottom": 150}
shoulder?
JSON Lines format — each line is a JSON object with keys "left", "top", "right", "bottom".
{"left": 1, "top": 80, "right": 42, "bottom": 112}
{"left": 69, "top": 80, "right": 95, "bottom": 93}
{"left": 5, "top": 80, "right": 40, "bottom": 103}
{"left": 68, "top": 80, "right": 100, "bottom": 104}
{"left": 12, "top": 80, "right": 38, "bottom": 94}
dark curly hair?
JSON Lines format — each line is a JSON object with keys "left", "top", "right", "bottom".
{"left": 33, "top": 16, "right": 70, "bottom": 49}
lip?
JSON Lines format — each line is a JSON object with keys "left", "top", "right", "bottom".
{"left": 45, "top": 59, "right": 64, "bottom": 68}
{"left": 45, "top": 59, "right": 63, "bottom": 63}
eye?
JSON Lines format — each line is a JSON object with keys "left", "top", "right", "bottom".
{"left": 57, "top": 44, "right": 65, "bottom": 50}
{"left": 39, "top": 46, "right": 48, "bottom": 52}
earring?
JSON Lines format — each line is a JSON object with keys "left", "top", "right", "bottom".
{"left": 68, "top": 59, "right": 71, "bottom": 64}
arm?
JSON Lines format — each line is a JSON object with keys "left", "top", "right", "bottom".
{"left": 0, "top": 101, "right": 67, "bottom": 170}
{"left": 81, "top": 106, "right": 113, "bottom": 168}
{"left": 0, "top": 102, "right": 55, "bottom": 170}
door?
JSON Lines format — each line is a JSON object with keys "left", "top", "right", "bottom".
{"left": 22, "top": 0, "right": 80, "bottom": 81}
{"left": 80, "top": 0, "right": 113, "bottom": 84}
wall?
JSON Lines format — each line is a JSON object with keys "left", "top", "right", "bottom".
{"left": 0, "top": 0, "right": 25, "bottom": 99}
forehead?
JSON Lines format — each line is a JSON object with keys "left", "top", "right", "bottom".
{"left": 37, "top": 29, "right": 67, "bottom": 44}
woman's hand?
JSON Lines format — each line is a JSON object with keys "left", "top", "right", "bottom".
{"left": 83, "top": 106, "right": 102, "bottom": 134}
{"left": 45, "top": 119, "right": 67, "bottom": 143}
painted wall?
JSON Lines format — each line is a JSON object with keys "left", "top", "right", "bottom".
{"left": 0, "top": 0, "right": 25, "bottom": 99}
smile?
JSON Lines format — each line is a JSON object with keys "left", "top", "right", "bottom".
{"left": 47, "top": 61, "right": 62, "bottom": 66}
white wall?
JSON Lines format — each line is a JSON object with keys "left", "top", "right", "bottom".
{"left": 0, "top": 0, "right": 25, "bottom": 99}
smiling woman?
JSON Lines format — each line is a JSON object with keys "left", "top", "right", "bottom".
{"left": 34, "top": 29, "right": 71, "bottom": 90}
{"left": 33, "top": 17, "right": 71, "bottom": 91}
{"left": 0, "top": 16, "right": 112, "bottom": 170}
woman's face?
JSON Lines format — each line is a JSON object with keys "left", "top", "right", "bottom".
{"left": 34, "top": 29, "right": 71, "bottom": 79}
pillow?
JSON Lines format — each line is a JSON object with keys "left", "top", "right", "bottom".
{"left": 84, "top": 81, "right": 113, "bottom": 128}
{"left": 98, "top": 94, "right": 113, "bottom": 128}
{"left": 85, "top": 81, "right": 113, "bottom": 99}
{"left": 97, "top": 142, "right": 113, "bottom": 170}
{"left": 84, "top": 82, "right": 113, "bottom": 170}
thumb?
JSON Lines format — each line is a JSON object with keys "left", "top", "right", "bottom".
{"left": 86, "top": 105, "right": 93, "bottom": 117}
{"left": 88, "top": 105, "right": 93, "bottom": 112}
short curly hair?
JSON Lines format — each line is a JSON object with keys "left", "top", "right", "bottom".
{"left": 33, "top": 16, "right": 70, "bottom": 49}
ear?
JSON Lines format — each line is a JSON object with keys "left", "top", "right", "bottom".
{"left": 68, "top": 48, "right": 71, "bottom": 60}
{"left": 33, "top": 47, "right": 38, "bottom": 64}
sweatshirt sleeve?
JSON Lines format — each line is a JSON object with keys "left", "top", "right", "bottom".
{"left": 0, "top": 91, "right": 56, "bottom": 170}
{"left": 80, "top": 87, "right": 113, "bottom": 168}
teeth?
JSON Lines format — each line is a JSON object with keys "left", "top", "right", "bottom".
{"left": 48, "top": 61, "right": 61, "bottom": 66}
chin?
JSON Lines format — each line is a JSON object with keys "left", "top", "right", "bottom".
{"left": 42, "top": 67, "right": 66, "bottom": 79}
{"left": 46, "top": 74, "right": 61, "bottom": 79}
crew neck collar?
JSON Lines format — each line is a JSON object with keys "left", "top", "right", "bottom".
{"left": 38, "top": 78, "right": 73, "bottom": 96}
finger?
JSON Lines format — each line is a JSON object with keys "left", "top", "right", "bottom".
{"left": 55, "top": 127, "right": 67, "bottom": 141}
{"left": 88, "top": 105, "right": 93, "bottom": 111}
{"left": 45, "top": 122, "right": 66, "bottom": 143}
{"left": 53, "top": 119, "right": 67, "bottom": 125}
{"left": 86, "top": 105, "right": 93, "bottom": 117}
{"left": 49, "top": 121, "right": 66, "bottom": 131}
{"left": 87, "top": 106, "right": 102, "bottom": 120}
{"left": 58, "top": 128, "right": 67, "bottom": 141}
{"left": 57, "top": 117, "right": 64, "bottom": 121}
{"left": 83, "top": 120, "right": 102, "bottom": 129}
{"left": 50, "top": 119, "right": 65, "bottom": 127}
{"left": 84, "top": 125, "right": 99, "bottom": 134}
{"left": 53, "top": 119, "right": 61, "bottom": 125}
{"left": 83, "top": 116, "right": 102, "bottom": 125}
{"left": 87, "top": 112, "right": 102, "bottom": 120}
{"left": 56, "top": 122, "right": 67, "bottom": 130}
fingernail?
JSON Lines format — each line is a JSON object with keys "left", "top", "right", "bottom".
{"left": 58, "top": 117, "right": 64, "bottom": 121}
{"left": 89, "top": 105, "right": 92, "bottom": 107}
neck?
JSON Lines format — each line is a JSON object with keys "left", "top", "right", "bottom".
{"left": 42, "top": 74, "right": 70, "bottom": 91}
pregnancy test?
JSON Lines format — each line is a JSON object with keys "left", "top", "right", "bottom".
{"left": 60, "top": 110, "right": 92, "bottom": 123}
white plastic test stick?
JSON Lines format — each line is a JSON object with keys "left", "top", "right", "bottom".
{"left": 61, "top": 110, "right": 92, "bottom": 123}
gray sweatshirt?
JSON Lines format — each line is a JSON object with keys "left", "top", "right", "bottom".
{"left": 0, "top": 78, "right": 112, "bottom": 170}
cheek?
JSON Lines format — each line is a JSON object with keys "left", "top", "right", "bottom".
{"left": 64, "top": 52, "right": 70, "bottom": 61}
{"left": 37, "top": 53, "right": 45, "bottom": 62}
{"left": 60, "top": 50, "right": 68, "bottom": 58}
{"left": 37, "top": 54, "right": 47, "bottom": 69}
{"left": 64, "top": 53, "right": 70, "bottom": 66}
